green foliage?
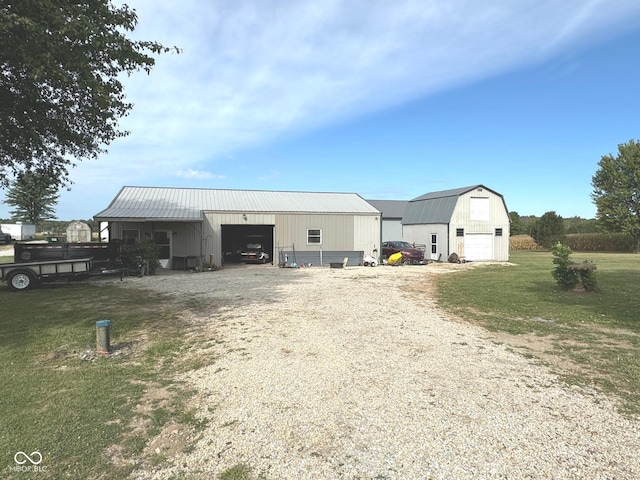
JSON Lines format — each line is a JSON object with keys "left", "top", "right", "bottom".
{"left": 592, "top": 139, "right": 640, "bottom": 253}
{"left": 565, "top": 233, "right": 636, "bottom": 252}
{"left": 551, "top": 243, "right": 598, "bottom": 291}
{"left": 513, "top": 215, "right": 599, "bottom": 237}
{"left": 564, "top": 216, "right": 599, "bottom": 234}
{"left": 219, "top": 464, "right": 256, "bottom": 480}
{"left": 3, "top": 170, "right": 59, "bottom": 224}
{"left": 120, "top": 241, "right": 161, "bottom": 275}
{"left": 509, "top": 211, "right": 525, "bottom": 235}
{"left": 0, "top": 1, "right": 179, "bottom": 188}
{"left": 531, "top": 211, "right": 566, "bottom": 249}
{"left": 581, "top": 264, "right": 598, "bottom": 292}
{"left": 551, "top": 243, "right": 577, "bottom": 290}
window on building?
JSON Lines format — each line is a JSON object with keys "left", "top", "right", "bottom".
{"left": 495, "top": 228, "right": 503, "bottom": 236}
{"left": 122, "top": 229, "right": 140, "bottom": 244}
{"left": 307, "top": 228, "right": 322, "bottom": 245}
{"left": 431, "top": 234, "right": 437, "bottom": 254}
{"left": 470, "top": 197, "right": 490, "bottom": 221}
{"left": 456, "top": 228, "right": 464, "bottom": 237}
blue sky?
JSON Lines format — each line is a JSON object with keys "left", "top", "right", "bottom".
{"left": 3, "top": 0, "right": 640, "bottom": 220}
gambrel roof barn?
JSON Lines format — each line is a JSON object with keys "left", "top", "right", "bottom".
{"left": 402, "top": 185, "right": 510, "bottom": 261}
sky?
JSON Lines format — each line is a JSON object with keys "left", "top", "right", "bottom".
{"left": 3, "top": 0, "right": 640, "bottom": 221}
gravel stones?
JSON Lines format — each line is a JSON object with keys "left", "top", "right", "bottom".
{"left": 129, "top": 266, "right": 640, "bottom": 479}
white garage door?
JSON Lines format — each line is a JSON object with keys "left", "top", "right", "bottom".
{"left": 464, "top": 234, "right": 493, "bottom": 261}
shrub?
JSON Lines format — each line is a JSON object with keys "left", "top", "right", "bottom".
{"left": 551, "top": 243, "right": 577, "bottom": 290}
{"left": 551, "top": 243, "right": 598, "bottom": 291}
{"left": 580, "top": 263, "right": 598, "bottom": 292}
{"left": 120, "top": 241, "right": 161, "bottom": 275}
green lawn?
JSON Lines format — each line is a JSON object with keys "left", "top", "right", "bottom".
{"left": 0, "top": 283, "right": 211, "bottom": 479}
{"left": 435, "top": 250, "right": 640, "bottom": 415}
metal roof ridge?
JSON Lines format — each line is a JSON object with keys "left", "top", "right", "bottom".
{"left": 120, "top": 185, "right": 365, "bottom": 196}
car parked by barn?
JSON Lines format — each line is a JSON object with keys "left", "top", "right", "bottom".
{"left": 382, "top": 241, "right": 425, "bottom": 264}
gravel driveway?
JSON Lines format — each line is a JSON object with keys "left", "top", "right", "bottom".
{"left": 129, "top": 265, "right": 640, "bottom": 480}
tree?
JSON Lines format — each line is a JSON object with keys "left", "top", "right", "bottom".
{"left": 592, "top": 139, "right": 640, "bottom": 253}
{"left": 531, "top": 211, "right": 565, "bottom": 248}
{"left": 0, "top": 1, "right": 178, "bottom": 187}
{"left": 4, "top": 170, "right": 59, "bottom": 224}
{"left": 509, "top": 211, "right": 525, "bottom": 235}
{"left": 564, "top": 216, "right": 599, "bottom": 234}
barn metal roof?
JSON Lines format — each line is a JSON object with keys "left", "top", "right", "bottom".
{"left": 365, "top": 200, "right": 408, "bottom": 219}
{"left": 402, "top": 185, "right": 501, "bottom": 225}
{"left": 94, "top": 186, "right": 380, "bottom": 221}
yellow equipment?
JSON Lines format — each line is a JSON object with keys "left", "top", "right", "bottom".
{"left": 387, "top": 252, "right": 404, "bottom": 266}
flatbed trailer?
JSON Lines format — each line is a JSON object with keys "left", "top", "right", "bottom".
{"left": 0, "top": 257, "right": 94, "bottom": 291}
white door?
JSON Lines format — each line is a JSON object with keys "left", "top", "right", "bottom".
{"left": 430, "top": 233, "right": 439, "bottom": 261}
{"left": 464, "top": 234, "right": 493, "bottom": 261}
{"left": 154, "top": 230, "right": 172, "bottom": 268}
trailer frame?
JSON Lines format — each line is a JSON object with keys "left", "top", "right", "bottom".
{"left": 0, "top": 258, "right": 94, "bottom": 291}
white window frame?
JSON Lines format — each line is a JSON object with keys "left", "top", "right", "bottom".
{"left": 307, "top": 228, "right": 322, "bottom": 245}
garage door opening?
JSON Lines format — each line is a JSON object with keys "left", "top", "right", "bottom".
{"left": 221, "top": 225, "right": 274, "bottom": 265}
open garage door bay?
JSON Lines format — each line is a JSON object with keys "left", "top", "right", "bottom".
{"left": 222, "top": 225, "right": 274, "bottom": 264}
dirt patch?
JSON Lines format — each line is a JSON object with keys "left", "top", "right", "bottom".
{"left": 106, "top": 381, "right": 199, "bottom": 471}
{"left": 489, "top": 330, "right": 596, "bottom": 378}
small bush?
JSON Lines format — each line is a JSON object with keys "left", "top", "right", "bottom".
{"left": 580, "top": 263, "right": 598, "bottom": 292}
{"left": 551, "top": 243, "right": 598, "bottom": 291}
{"left": 551, "top": 243, "right": 577, "bottom": 290}
{"left": 120, "top": 241, "right": 161, "bottom": 274}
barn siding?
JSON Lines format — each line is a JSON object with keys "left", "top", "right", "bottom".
{"left": 449, "top": 190, "right": 510, "bottom": 261}
{"left": 403, "top": 224, "right": 448, "bottom": 261}
{"left": 353, "top": 215, "right": 380, "bottom": 257}
{"left": 274, "top": 213, "right": 354, "bottom": 251}
{"left": 381, "top": 219, "right": 402, "bottom": 242}
{"left": 201, "top": 212, "right": 377, "bottom": 266}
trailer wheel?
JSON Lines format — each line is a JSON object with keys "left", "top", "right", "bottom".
{"left": 7, "top": 270, "right": 36, "bottom": 291}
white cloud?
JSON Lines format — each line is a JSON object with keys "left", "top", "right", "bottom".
{"left": 8, "top": 0, "right": 637, "bottom": 219}
{"left": 117, "top": 0, "right": 640, "bottom": 170}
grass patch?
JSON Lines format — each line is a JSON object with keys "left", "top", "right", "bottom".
{"left": 219, "top": 463, "right": 260, "bottom": 480}
{"left": 0, "top": 281, "right": 214, "bottom": 478}
{"left": 434, "top": 250, "right": 640, "bottom": 415}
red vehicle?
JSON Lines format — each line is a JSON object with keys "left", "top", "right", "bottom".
{"left": 382, "top": 241, "right": 425, "bottom": 264}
